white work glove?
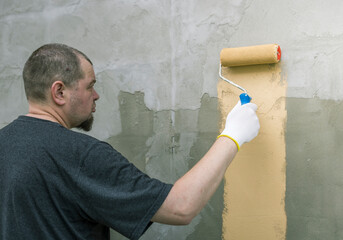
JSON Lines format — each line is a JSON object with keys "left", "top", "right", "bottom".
{"left": 218, "top": 101, "right": 260, "bottom": 151}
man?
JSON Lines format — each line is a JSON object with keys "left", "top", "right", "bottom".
{"left": 0, "top": 43, "right": 259, "bottom": 240}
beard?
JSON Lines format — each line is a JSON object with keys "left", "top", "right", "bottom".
{"left": 76, "top": 114, "right": 94, "bottom": 132}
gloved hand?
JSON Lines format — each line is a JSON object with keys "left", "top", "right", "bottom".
{"left": 218, "top": 101, "right": 260, "bottom": 151}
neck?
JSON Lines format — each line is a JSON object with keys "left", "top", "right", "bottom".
{"left": 26, "top": 102, "right": 70, "bottom": 129}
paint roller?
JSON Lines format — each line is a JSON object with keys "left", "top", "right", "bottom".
{"left": 219, "top": 44, "right": 281, "bottom": 104}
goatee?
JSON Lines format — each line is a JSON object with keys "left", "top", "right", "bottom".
{"left": 76, "top": 115, "right": 94, "bottom": 132}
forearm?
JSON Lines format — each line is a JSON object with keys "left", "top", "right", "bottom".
{"left": 173, "top": 136, "right": 237, "bottom": 214}
{"left": 152, "top": 136, "right": 237, "bottom": 225}
{"left": 152, "top": 101, "right": 259, "bottom": 225}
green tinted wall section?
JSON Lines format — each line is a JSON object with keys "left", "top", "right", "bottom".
{"left": 286, "top": 98, "right": 343, "bottom": 239}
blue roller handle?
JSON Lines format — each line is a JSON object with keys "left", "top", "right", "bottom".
{"left": 240, "top": 93, "right": 251, "bottom": 105}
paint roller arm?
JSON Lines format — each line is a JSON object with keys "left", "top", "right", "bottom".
{"left": 151, "top": 137, "right": 238, "bottom": 225}
{"left": 151, "top": 102, "right": 260, "bottom": 225}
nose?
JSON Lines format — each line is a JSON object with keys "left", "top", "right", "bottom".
{"left": 93, "top": 89, "right": 100, "bottom": 101}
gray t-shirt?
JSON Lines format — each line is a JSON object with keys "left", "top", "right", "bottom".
{"left": 0, "top": 116, "right": 172, "bottom": 240}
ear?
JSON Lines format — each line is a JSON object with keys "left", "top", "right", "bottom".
{"left": 51, "top": 81, "right": 67, "bottom": 106}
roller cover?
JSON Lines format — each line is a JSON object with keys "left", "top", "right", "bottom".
{"left": 220, "top": 44, "right": 281, "bottom": 67}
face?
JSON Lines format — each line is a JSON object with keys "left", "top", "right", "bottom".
{"left": 67, "top": 57, "right": 99, "bottom": 131}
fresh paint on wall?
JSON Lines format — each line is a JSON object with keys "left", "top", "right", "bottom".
{"left": 218, "top": 63, "right": 287, "bottom": 239}
{"left": 2, "top": 1, "right": 343, "bottom": 239}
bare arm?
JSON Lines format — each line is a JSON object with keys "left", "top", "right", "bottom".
{"left": 151, "top": 101, "right": 260, "bottom": 225}
{"left": 151, "top": 137, "right": 237, "bottom": 225}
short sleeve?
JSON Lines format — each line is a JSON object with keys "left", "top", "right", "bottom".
{"left": 75, "top": 141, "right": 172, "bottom": 240}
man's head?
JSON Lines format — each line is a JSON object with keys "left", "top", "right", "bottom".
{"left": 23, "top": 43, "right": 99, "bottom": 131}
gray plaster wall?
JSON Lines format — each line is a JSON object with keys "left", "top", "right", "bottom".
{"left": 286, "top": 98, "right": 343, "bottom": 239}
{"left": 1, "top": 0, "right": 343, "bottom": 239}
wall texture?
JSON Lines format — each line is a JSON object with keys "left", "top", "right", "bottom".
{"left": 218, "top": 64, "right": 287, "bottom": 239}
{"left": 1, "top": 0, "right": 343, "bottom": 239}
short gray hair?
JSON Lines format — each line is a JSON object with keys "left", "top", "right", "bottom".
{"left": 23, "top": 43, "right": 93, "bottom": 102}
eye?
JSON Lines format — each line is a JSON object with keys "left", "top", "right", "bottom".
{"left": 88, "top": 81, "right": 96, "bottom": 89}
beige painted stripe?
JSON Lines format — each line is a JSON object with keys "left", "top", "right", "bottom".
{"left": 218, "top": 64, "right": 287, "bottom": 240}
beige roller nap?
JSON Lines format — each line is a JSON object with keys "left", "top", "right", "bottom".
{"left": 220, "top": 44, "right": 281, "bottom": 67}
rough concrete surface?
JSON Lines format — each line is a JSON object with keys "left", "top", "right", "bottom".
{"left": 286, "top": 98, "right": 343, "bottom": 240}
{"left": 107, "top": 92, "right": 222, "bottom": 239}
{"left": 1, "top": 0, "right": 343, "bottom": 239}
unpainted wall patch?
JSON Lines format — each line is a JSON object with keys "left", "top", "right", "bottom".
{"left": 107, "top": 91, "right": 223, "bottom": 240}
{"left": 286, "top": 98, "right": 343, "bottom": 240}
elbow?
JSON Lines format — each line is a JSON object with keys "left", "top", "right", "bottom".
{"left": 170, "top": 215, "right": 193, "bottom": 226}
{"left": 173, "top": 203, "right": 198, "bottom": 225}
{"left": 157, "top": 183, "right": 203, "bottom": 225}
{"left": 176, "top": 214, "right": 193, "bottom": 226}
{"left": 182, "top": 216, "right": 194, "bottom": 225}
{"left": 152, "top": 199, "right": 197, "bottom": 225}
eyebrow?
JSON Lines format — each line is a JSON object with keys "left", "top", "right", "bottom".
{"left": 89, "top": 79, "right": 96, "bottom": 86}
